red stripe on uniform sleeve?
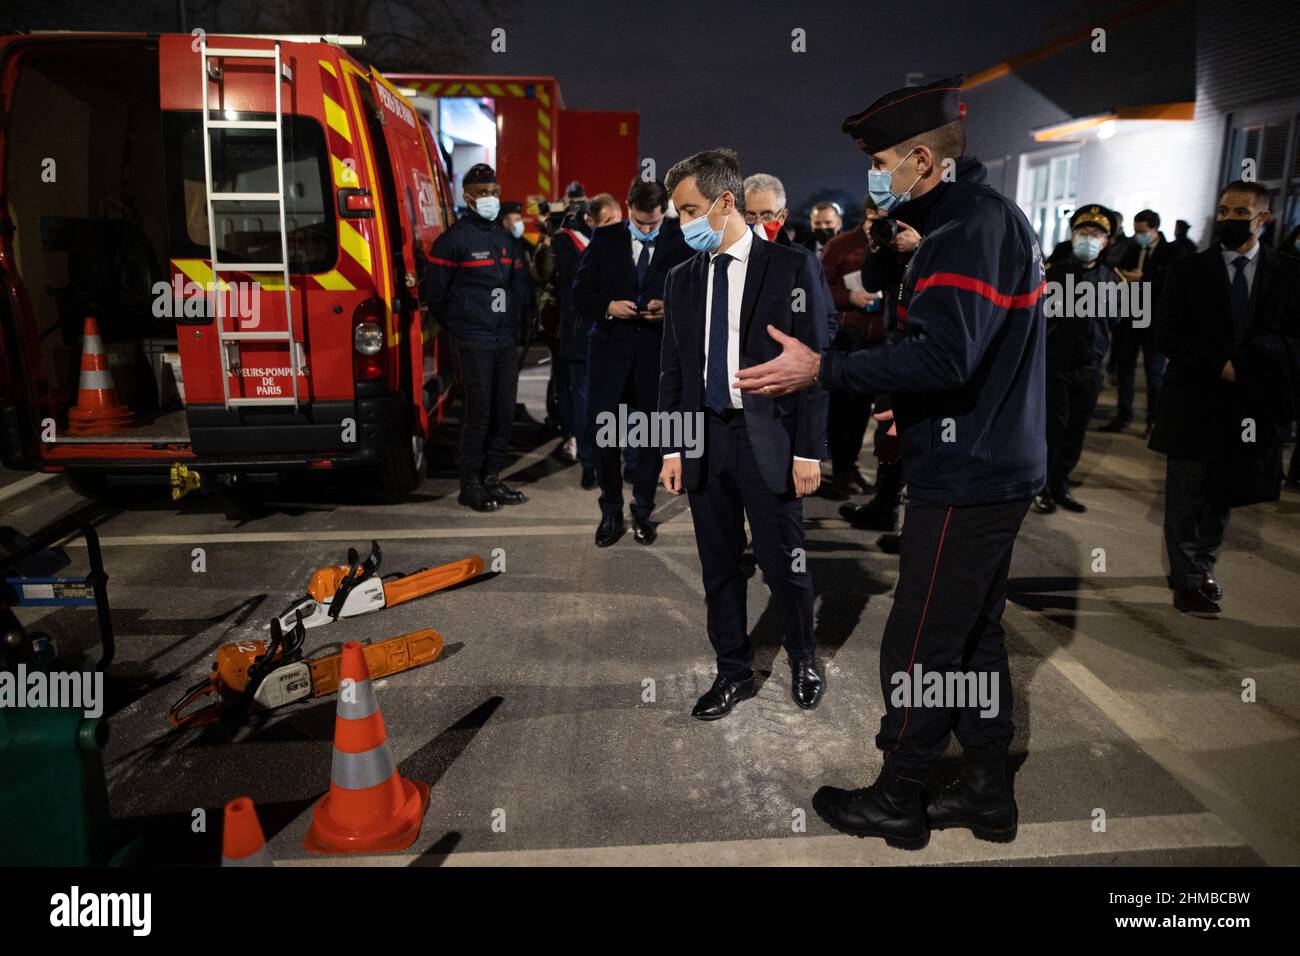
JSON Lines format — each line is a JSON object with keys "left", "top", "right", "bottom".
{"left": 913, "top": 272, "right": 1046, "bottom": 309}
{"left": 427, "top": 256, "right": 456, "bottom": 266}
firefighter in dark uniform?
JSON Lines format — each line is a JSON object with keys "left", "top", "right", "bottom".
{"left": 735, "top": 74, "right": 1046, "bottom": 849}
{"left": 423, "top": 164, "right": 530, "bottom": 512}
{"left": 1034, "top": 204, "right": 1120, "bottom": 514}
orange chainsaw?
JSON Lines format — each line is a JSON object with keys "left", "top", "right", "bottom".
{"left": 168, "top": 612, "right": 444, "bottom": 729}
{"left": 273, "top": 540, "right": 483, "bottom": 631}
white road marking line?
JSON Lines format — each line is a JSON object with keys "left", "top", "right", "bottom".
{"left": 63, "top": 524, "right": 702, "bottom": 547}
{"left": 273, "top": 811, "right": 1243, "bottom": 867}
{"left": 1006, "top": 608, "right": 1299, "bottom": 866}
{"left": 0, "top": 471, "right": 61, "bottom": 515}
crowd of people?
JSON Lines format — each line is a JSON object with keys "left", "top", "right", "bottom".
{"left": 417, "top": 73, "right": 1299, "bottom": 849}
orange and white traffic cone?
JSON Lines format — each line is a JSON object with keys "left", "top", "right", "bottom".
{"left": 304, "top": 641, "right": 429, "bottom": 854}
{"left": 221, "top": 796, "right": 274, "bottom": 867}
{"left": 67, "top": 317, "right": 132, "bottom": 436}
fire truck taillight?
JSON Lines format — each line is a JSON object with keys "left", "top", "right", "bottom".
{"left": 352, "top": 300, "right": 387, "bottom": 382}
{"left": 354, "top": 321, "right": 384, "bottom": 356}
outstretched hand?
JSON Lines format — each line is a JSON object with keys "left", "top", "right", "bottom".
{"left": 734, "top": 325, "right": 821, "bottom": 398}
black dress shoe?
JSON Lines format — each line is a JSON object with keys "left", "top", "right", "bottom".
{"left": 1053, "top": 485, "right": 1087, "bottom": 513}
{"left": 812, "top": 763, "right": 929, "bottom": 849}
{"left": 691, "top": 674, "right": 757, "bottom": 720}
{"left": 790, "top": 657, "right": 825, "bottom": 709}
{"left": 1200, "top": 573, "right": 1223, "bottom": 602}
{"left": 877, "top": 532, "right": 901, "bottom": 554}
{"left": 632, "top": 516, "right": 656, "bottom": 545}
{"left": 1173, "top": 588, "right": 1220, "bottom": 615}
{"left": 1032, "top": 492, "right": 1056, "bottom": 514}
{"left": 595, "top": 514, "right": 625, "bottom": 548}
{"left": 1098, "top": 418, "right": 1131, "bottom": 433}
{"left": 458, "top": 483, "right": 501, "bottom": 512}
{"left": 580, "top": 467, "right": 598, "bottom": 490}
{"left": 484, "top": 473, "right": 527, "bottom": 505}
{"left": 927, "top": 745, "right": 1018, "bottom": 843}
{"left": 838, "top": 499, "right": 899, "bottom": 531}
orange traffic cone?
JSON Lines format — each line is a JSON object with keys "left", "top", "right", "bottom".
{"left": 67, "top": 317, "right": 132, "bottom": 435}
{"left": 304, "top": 641, "right": 429, "bottom": 853}
{"left": 221, "top": 796, "right": 274, "bottom": 867}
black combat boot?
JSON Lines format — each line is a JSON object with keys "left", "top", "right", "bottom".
{"left": 926, "top": 744, "right": 1018, "bottom": 842}
{"left": 458, "top": 481, "right": 500, "bottom": 512}
{"left": 484, "top": 473, "right": 527, "bottom": 505}
{"left": 812, "top": 761, "right": 929, "bottom": 850}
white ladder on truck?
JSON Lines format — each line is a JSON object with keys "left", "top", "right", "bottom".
{"left": 199, "top": 39, "right": 303, "bottom": 410}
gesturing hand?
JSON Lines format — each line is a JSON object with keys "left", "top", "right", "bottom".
{"left": 734, "top": 325, "right": 821, "bottom": 397}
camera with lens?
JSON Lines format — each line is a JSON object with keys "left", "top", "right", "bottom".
{"left": 869, "top": 216, "right": 899, "bottom": 249}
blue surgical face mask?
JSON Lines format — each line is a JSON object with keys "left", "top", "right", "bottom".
{"left": 473, "top": 195, "right": 500, "bottom": 220}
{"left": 1134, "top": 231, "right": 1154, "bottom": 247}
{"left": 510, "top": 220, "right": 525, "bottom": 239}
{"left": 681, "top": 195, "right": 727, "bottom": 253}
{"left": 1072, "top": 233, "right": 1104, "bottom": 262}
{"left": 867, "top": 151, "right": 921, "bottom": 213}
{"left": 629, "top": 218, "right": 660, "bottom": 242}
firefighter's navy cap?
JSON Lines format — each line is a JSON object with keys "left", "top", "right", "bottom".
{"left": 463, "top": 163, "right": 497, "bottom": 186}
{"left": 565, "top": 180, "right": 586, "bottom": 198}
{"left": 1071, "top": 204, "right": 1118, "bottom": 238}
{"left": 841, "top": 73, "right": 966, "bottom": 155}
{"left": 500, "top": 200, "right": 523, "bottom": 216}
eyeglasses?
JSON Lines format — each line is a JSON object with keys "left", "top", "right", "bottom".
{"left": 744, "top": 210, "right": 786, "bottom": 224}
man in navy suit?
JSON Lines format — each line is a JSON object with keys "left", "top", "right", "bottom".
{"left": 573, "top": 179, "right": 693, "bottom": 547}
{"left": 659, "top": 148, "right": 829, "bottom": 720}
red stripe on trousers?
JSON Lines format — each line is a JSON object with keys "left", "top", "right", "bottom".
{"left": 889, "top": 505, "right": 954, "bottom": 759}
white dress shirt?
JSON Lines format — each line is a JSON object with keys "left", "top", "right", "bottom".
{"left": 631, "top": 230, "right": 656, "bottom": 267}
{"left": 664, "top": 226, "right": 817, "bottom": 463}
{"left": 1221, "top": 238, "right": 1260, "bottom": 295}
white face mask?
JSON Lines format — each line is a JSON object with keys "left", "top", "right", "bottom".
{"left": 509, "top": 220, "right": 525, "bottom": 239}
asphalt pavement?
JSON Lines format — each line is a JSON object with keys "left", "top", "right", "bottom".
{"left": 4, "top": 365, "right": 1296, "bottom": 866}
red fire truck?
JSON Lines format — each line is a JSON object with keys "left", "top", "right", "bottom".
{"left": 386, "top": 74, "right": 640, "bottom": 229}
{"left": 0, "top": 32, "right": 458, "bottom": 500}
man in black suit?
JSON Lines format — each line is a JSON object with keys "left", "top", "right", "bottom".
{"left": 1101, "top": 208, "right": 1187, "bottom": 435}
{"left": 573, "top": 179, "right": 692, "bottom": 547}
{"left": 1150, "top": 180, "right": 1300, "bottom": 615}
{"left": 659, "top": 148, "right": 829, "bottom": 719}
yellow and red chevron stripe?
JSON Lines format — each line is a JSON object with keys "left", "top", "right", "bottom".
{"left": 317, "top": 58, "right": 377, "bottom": 294}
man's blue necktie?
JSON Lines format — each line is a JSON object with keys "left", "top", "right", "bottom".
{"left": 636, "top": 238, "right": 653, "bottom": 287}
{"left": 706, "top": 253, "right": 733, "bottom": 414}
{"left": 1230, "top": 255, "right": 1250, "bottom": 339}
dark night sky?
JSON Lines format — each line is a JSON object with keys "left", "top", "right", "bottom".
{"left": 5, "top": 0, "right": 1133, "bottom": 211}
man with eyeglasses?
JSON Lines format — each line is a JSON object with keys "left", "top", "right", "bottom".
{"left": 744, "top": 173, "right": 795, "bottom": 247}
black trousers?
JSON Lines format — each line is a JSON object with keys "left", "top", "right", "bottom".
{"left": 687, "top": 411, "right": 815, "bottom": 680}
{"left": 1163, "top": 456, "right": 1231, "bottom": 590}
{"left": 1045, "top": 363, "right": 1102, "bottom": 487}
{"left": 828, "top": 326, "right": 874, "bottom": 476}
{"left": 1113, "top": 323, "right": 1165, "bottom": 425}
{"left": 876, "top": 497, "right": 1029, "bottom": 773}
{"left": 587, "top": 337, "right": 660, "bottom": 521}
{"left": 452, "top": 337, "right": 518, "bottom": 484}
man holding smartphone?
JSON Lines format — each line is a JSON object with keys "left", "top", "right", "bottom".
{"left": 573, "top": 178, "right": 693, "bottom": 547}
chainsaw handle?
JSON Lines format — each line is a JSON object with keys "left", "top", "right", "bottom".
{"left": 168, "top": 676, "right": 223, "bottom": 729}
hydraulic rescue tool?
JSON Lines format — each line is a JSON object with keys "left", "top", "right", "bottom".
{"left": 273, "top": 541, "right": 484, "bottom": 630}
{"left": 168, "top": 613, "right": 444, "bottom": 729}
